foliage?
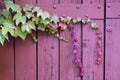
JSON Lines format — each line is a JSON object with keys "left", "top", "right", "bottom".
{"left": 0, "top": 1, "right": 98, "bottom": 45}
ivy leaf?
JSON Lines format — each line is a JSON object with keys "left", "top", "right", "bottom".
{"left": 0, "top": 9, "right": 11, "bottom": 18}
{"left": 82, "top": 18, "right": 91, "bottom": 24}
{"left": 42, "top": 19, "right": 50, "bottom": 26}
{"left": 72, "top": 18, "right": 77, "bottom": 24}
{"left": 36, "top": 9, "right": 43, "bottom": 17}
{"left": 14, "top": 26, "right": 28, "bottom": 40}
{"left": 21, "top": 21, "right": 36, "bottom": 33}
{"left": 66, "top": 16, "right": 72, "bottom": 23}
{"left": 41, "top": 11, "right": 50, "bottom": 20}
{"left": 32, "top": 7, "right": 40, "bottom": 13}
{"left": 2, "top": 20, "right": 15, "bottom": 37}
{"left": 5, "top": 1, "right": 21, "bottom": 13}
{"left": 25, "top": 12, "right": 34, "bottom": 19}
{"left": 0, "top": 30, "right": 8, "bottom": 46}
{"left": 76, "top": 17, "right": 81, "bottom": 22}
{"left": 32, "top": 17, "right": 40, "bottom": 25}
{"left": 23, "top": 4, "right": 33, "bottom": 12}
{"left": 0, "top": 16, "right": 6, "bottom": 25}
{"left": 37, "top": 24, "right": 46, "bottom": 32}
{"left": 91, "top": 23, "right": 98, "bottom": 29}
{"left": 13, "top": 12, "right": 26, "bottom": 25}
{"left": 61, "top": 24, "right": 67, "bottom": 31}
{"left": 51, "top": 15, "right": 59, "bottom": 24}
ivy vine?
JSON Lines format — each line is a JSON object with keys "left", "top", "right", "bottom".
{"left": 0, "top": 1, "right": 98, "bottom": 45}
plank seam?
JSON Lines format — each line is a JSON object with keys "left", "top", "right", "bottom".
{"left": 36, "top": 30, "right": 38, "bottom": 80}
{"left": 103, "top": 0, "right": 106, "bottom": 80}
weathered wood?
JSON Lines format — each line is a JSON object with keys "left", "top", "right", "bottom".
{"left": 0, "top": 37, "right": 14, "bottom": 80}
{"left": 82, "top": 20, "right": 104, "bottom": 80}
{"left": 38, "top": 4, "right": 103, "bottom": 19}
{"left": 105, "top": 19, "right": 120, "bottom": 80}
{"left": 60, "top": 24, "right": 81, "bottom": 80}
{"left": 83, "top": 0, "right": 104, "bottom": 4}
{"left": 59, "top": 0, "right": 78, "bottom": 4}
{"left": 38, "top": 32, "right": 58, "bottom": 80}
{"left": 14, "top": 0, "right": 36, "bottom": 6}
{"left": 15, "top": 36, "right": 36, "bottom": 80}
{"left": 38, "top": 0, "right": 55, "bottom": 4}
{"left": 106, "top": 3, "right": 120, "bottom": 18}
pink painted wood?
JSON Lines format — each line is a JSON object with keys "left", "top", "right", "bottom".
{"left": 60, "top": 24, "right": 81, "bottom": 80}
{"left": 106, "top": 3, "right": 120, "bottom": 18}
{"left": 82, "top": 20, "right": 104, "bottom": 80}
{"left": 14, "top": 0, "right": 36, "bottom": 80}
{"left": 38, "top": 4, "right": 103, "bottom": 19}
{"left": 0, "top": 37, "right": 14, "bottom": 80}
{"left": 15, "top": 35, "right": 36, "bottom": 80}
{"left": 38, "top": 32, "right": 58, "bottom": 80}
{"left": 59, "top": 0, "right": 78, "bottom": 4}
{"left": 38, "top": 0, "right": 55, "bottom": 4}
{"left": 105, "top": 19, "right": 120, "bottom": 80}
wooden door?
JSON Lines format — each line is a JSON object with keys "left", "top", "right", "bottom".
{"left": 0, "top": 0, "right": 120, "bottom": 80}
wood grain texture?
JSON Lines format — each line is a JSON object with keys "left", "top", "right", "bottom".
{"left": 83, "top": 0, "right": 104, "bottom": 4}
{"left": 38, "top": 32, "right": 58, "bottom": 80}
{"left": 15, "top": 36, "right": 36, "bottom": 80}
{"left": 14, "top": 0, "right": 36, "bottom": 6}
{"left": 82, "top": 20, "right": 104, "bottom": 80}
{"left": 105, "top": 19, "right": 120, "bottom": 80}
{"left": 0, "top": 37, "right": 14, "bottom": 80}
{"left": 38, "top": 0, "right": 55, "bottom": 4}
{"left": 106, "top": 3, "right": 120, "bottom": 18}
{"left": 60, "top": 24, "right": 81, "bottom": 80}
{"left": 59, "top": 0, "right": 79, "bottom": 4}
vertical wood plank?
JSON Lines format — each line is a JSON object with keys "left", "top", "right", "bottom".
{"left": 83, "top": 0, "right": 104, "bottom": 4}
{"left": 38, "top": 33, "right": 58, "bottom": 80}
{"left": 38, "top": 0, "right": 55, "bottom": 4}
{"left": 60, "top": 24, "right": 81, "bottom": 80}
{"left": 82, "top": 20, "right": 104, "bottom": 80}
{"left": 105, "top": 19, "right": 120, "bottom": 80}
{"left": 0, "top": 38, "right": 14, "bottom": 80}
{"left": 14, "top": 0, "right": 36, "bottom": 6}
{"left": 15, "top": 36, "right": 36, "bottom": 80}
{"left": 59, "top": 0, "right": 79, "bottom": 4}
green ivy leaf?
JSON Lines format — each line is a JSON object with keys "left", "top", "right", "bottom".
{"left": 72, "top": 18, "right": 77, "bottom": 24}
{"left": 23, "top": 4, "right": 33, "bottom": 12}
{"left": 66, "top": 16, "right": 72, "bottom": 22}
{"left": 2, "top": 19, "right": 15, "bottom": 37}
{"left": 82, "top": 18, "right": 91, "bottom": 24}
{"left": 32, "top": 7, "right": 40, "bottom": 13}
{"left": 0, "top": 16, "right": 6, "bottom": 25}
{"left": 21, "top": 21, "right": 36, "bottom": 33}
{"left": 0, "top": 9, "right": 11, "bottom": 18}
{"left": 25, "top": 12, "right": 34, "bottom": 19}
{"left": 42, "top": 19, "right": 50, "bottom": 26}
{"left": 91, "top": 23, "right": 98, "bottom": 29}
{"left": 32, "top": 17, "right": 40, "bottom": 25}
{"left": 5, "top": 1, "right": 21, "bottom": 13}
{"left": 76, "top": 17, "right": 81, "bottom": 22}
{"left": 41, "top": 11, "right": 50, "bottom": 20}
{"left": 0, "top": 30, "right": 8, "bottom": 46}
{"left": 14, "top": 26, "right": 28, "bottom": 40}
{"left": 13, "top": 12, "right": 26, "bottom": 25}
{"left": 51, "top": 15, "right": 59, "bottom": 24}
{"left": 37, "top": 24, "right": 46, "bottom": 32}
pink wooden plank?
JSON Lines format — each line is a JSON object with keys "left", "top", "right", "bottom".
{"left": 38, "top": 0, "right": 55, "bottom": 4}
{"left": 15, "top": 35, "right": 36, "bottom": 80}
{"left": 105, "top": 19, "right": 120, "bottom": 80}
{"left": 83, "top": 0, "right": 104, "bottom": 4}
{"left": 0, "top": 37, "right": 14, "bottom": 80}
{"left": 59, "top": 0, "right": 78, "bottom": 4}
{"left": 38, "top": 32, "right": 58, "bottom": 80}
{"left": 106, "top": 3, "right": 120, "bottom": 18}
{"left": 60, "top": 24, "right": 81, "bottom": 80}
{"left": 14, "top": 0, "right": 36, "bottom": 6}
{"left": 82, "top": 20, "right": 104, "bottom": 80}
{"left": 38, "top": 4, "right": 103, "bottom": 18}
